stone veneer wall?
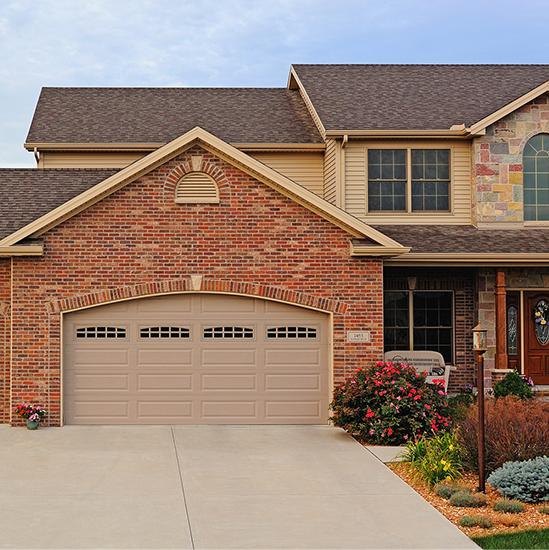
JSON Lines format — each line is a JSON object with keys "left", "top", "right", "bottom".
{"left": 473, "top": 93, "right": 549, "bottom": 223}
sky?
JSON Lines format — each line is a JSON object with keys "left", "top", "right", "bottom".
{"left": 1, "top": 0, "right": 549, "bottom": 167}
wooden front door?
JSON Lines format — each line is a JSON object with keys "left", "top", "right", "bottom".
{"left": 525, "top": 291, "right": 549, "bottom": 384}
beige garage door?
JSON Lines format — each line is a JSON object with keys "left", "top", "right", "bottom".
{"left": 63, "top": 294, "right": 330, "bottom": 424}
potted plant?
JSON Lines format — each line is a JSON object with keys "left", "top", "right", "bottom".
{"left": 14, "top": 403, "right": 46, "bottom": 430}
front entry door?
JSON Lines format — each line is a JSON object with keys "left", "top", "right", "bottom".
{"left": 525, "top": 292, "right": 549, "bottom": 384}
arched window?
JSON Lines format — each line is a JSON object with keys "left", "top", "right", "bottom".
{"left": 175, "top": 172, "right": 219, "bottom": 204}
{"left": 523, "top": 134, "right": 549, "bottom": 221}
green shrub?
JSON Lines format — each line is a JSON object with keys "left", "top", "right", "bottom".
{"left": 539, "top": 505, "right": 549, "bottom": 515}
{"left": 402, "top": 432, "right": 462, "bottom": 488}
{"left": 487, "top": 457, "right": 549, "bottom": 503}
{"left": 493, "top": 370, "right": 533, "bottom": 399}
{"left": 493, "top": 498, "right": 525, "bottom": 513}
{"left": 330, "top": 362, "right": 450, "bottom": 445}
{"left": 449, "top": 491, "right": 488, "bottom": 508}
{"left": 456, "top": 396, "right": 549, "bottom": 474}
{"left": 459, "top": 515, "right": 493, "bottom": 528}
{"left": 434, "top": 480, "right": 469, "bottom": 500}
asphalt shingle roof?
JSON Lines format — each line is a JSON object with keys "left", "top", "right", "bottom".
{"left": 292, "top": 64, "right": 549, "bottom": 131}
{"left": 372, "top": 225, "right": 549, "bottom": 254}
{"left": 0, "top": 169, "right": 119, "bottom": 240}
{"left": 25, "top": 88, "right": 323, "bottom": 145}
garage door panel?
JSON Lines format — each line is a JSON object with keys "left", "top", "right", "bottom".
{"left": 137, "top": 373, "right": 193, "bottom": 391}
{"left": 64, "top": 294, "right": 329, "bottom": 424}
{"left": 265, "top": 401, "right": 321, "bottom": 419}
{"left": 201, "top": 401, "right": 257, "bottom": 418}
{"left": 69, "top": 400, "right": 130, "bottom": 420}
{"left": 137, "top": 349, "right": 193, "bottom": 366}
{"left": 265, "top": 349, "right": 321, "bottom": 366}
{"left": 137, "top": 401, "right": 193, "bottom": 419}
{"left": 71, "top": 373, "right": 130, "bottom": 391}
{"left": 201, "top": 349, "right": 257, "bottom": 366}
{"left": 73, "top": 349, "right": 130, "bottom": 366}
{"left": 136, "top": 295, "right": 192, "bottom": 313}
{"left": 201, "top": 374, "right": 257, "bottom": 391}
{"left": 264, "top": 373, "right": 321, "bottom": 391}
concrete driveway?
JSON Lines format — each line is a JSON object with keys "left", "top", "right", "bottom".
{"left": 0, "top": 424, "right": 477, "bottom": 549}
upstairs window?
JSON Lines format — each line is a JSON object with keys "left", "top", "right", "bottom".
{"left": 368, "top": 148, "right": 450, "bottom": 212}
{"left": 523, "top": 134, "right": 549, "bottom": 221}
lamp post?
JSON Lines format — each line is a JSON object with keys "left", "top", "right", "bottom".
{"left": 472, "top": 322, "right": 487, "bottom": 493}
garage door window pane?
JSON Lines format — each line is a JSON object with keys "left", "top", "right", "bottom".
{"left": 140, "top": 327, "right": 191, "bottom": 338}
{"left": 203, "top": 327, "right": 254, "bottom": 339}
{"left": 266, "top": 326, "right": 318, "bottom": 339}
{"left": 76, "top": 326, "right": 127, "bottom": 339}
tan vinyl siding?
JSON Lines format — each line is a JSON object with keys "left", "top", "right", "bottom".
{"left": 249, "top": 152, "right": 324, "bottom": 197}
{"left": 40, "top": 151, "right": 147, "bottom": 169}
{"left": 344, "top": 140, "right": 472, "bottom": 225}
{"left": 323, "top": 140, "right": 337, "bottom": 204}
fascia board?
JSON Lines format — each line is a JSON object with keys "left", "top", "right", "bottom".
{"left": 468, "top": 80, "right": 549, "bottom": 135}
{"left": 24, "top": 142, "right": 163, "bottom": 151}
{"left": 384, "top": 253, "right": 549, "bottom": 267}
{"left": 231, "top": 143, "right": 326, "bottom": 151}
{"left": 2, "top": 126, "right": 406, "bottom": 253}
{"left": 324, "top": 129, "right": 471, "bottom": 139}
{"left": 350, "top": 244, "right": 411, "bottom": 257}
{"left": 0, "top": 246, "right": 43, "bottom": 256}
{"left": 287, "top": 66, "right": 326, "bottom": 138}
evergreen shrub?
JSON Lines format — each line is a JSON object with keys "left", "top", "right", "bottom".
{"left": 487, "top": 457, "right": 549, "bottom": 503}
{"left": 449, "top": 491, "right": 488, "bottom": 508}
{"left": 459, "top": 515, "right": 492, "bottom": 529}
{"left": 434, "top": 480, "right": 469, "bottom": 500}
{"left": 493, "top": 370, "right": 533, "bottom": 399}
{"left": 493, "top": 499, "right": 525, "bottom": 513}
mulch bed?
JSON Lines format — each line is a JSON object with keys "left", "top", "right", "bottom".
{"left": 389, "top": 463, "right": 549, "bottom": 538}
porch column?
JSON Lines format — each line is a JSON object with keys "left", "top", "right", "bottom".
{"left": 495, "top": 268, "right": 508, "bottom": 369}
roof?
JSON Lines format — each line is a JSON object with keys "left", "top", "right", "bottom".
{"left": 373, "top": 225, "right": 549, "bottom": 254}
{"left": 0, "top": 169, "right": 119, "bottom": 240}
{"left": 291, "top": 64, "right": 549, "bottom": 131}
{"left": 25, "top": 88, "right": 323, "bottom": 146}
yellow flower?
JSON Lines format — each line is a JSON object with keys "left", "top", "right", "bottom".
{"left": 536, "top": 311, "right": 541, "bottom": 316}
{"left": 444, "top": 465, "right": 449, "bottom": 471}
{"left": 440, "top": 459, "right": 446, "bottom": 464}
{"left": 449, "top": 445, "right": 454, "bottom": 450}
{"left": 446, "top": 476, "right": 452, "bottom": 481}
{"left": 543, "top": 320, "right": 547, "bottom": 325}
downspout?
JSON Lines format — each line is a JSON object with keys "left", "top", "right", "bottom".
{"left": 338, "top": 135, "right": 348, "bottom": 208}
{"left": 33, "top": 147, "right": 41, "bottom": 168}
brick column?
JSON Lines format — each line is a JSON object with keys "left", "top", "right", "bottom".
{"left": 495, "top": 268, "right": 508, "bottom": 369}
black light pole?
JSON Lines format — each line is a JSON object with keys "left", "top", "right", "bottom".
{"left": 472, "top": 322, "right": 488, "bottom": 493}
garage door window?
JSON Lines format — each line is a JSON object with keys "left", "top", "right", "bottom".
{"left": 75, "top": 326, "right": 127, "bottom": 339}
{"left": 140, "top": 326, "right": 191, "bottom": 339}
{"left": 203, "top": 326, "right": 254, "bottom": 339}
{"left": 266, "top": 326, "right": 318, "bottom": 339}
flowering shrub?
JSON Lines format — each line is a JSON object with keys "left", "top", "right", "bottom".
{"left": 14, "top": 403, "right": 46, "bottom": 422}
{"left": 329, "top": 362, "right": 450, "bottom": 445}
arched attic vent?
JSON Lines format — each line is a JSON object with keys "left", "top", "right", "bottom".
{"left": 175, "top": 171, "right": 220, "bottom": 204}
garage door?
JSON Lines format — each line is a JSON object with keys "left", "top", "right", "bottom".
{"left": 63, "top": 294, "right": 330, "bottom": 424}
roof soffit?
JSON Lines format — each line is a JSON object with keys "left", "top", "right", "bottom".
{"left": 1, "top": 127, "right": 407, "bottom": 254}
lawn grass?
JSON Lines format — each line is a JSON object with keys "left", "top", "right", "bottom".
{"left": 472, "top": 527, "right": 549, "bottom": 549}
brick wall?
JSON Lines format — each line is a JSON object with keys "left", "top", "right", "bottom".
{"left": 9, "top": 146, "right": 384, "bottom": 426}
{"left": 0, "top": 259, "right": 10, "bottom": 423}
{"left": 473, "top": 93, "right": 549, "bottom": 223}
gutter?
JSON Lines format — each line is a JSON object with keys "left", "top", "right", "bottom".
{"left": 384, "top": 253, "right": 549, "bottom": 267}
{"left": 0, "top": 246, "right": 43, "bottom": 257}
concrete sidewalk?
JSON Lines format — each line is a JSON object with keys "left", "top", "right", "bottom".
{"left": 0, "top": 425, "right": 477, "bottom": 549}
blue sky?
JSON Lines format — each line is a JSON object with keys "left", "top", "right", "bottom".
{"left": 1, "top": 0, "right": 548, "bottom": 166}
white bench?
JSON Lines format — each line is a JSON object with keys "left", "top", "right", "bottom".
{"left": 383, "top": 350, "right": 453, "bottom": 392}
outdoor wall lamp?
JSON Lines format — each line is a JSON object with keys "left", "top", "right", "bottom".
{"left": 472, "top": 322, "right": 487, "bottom": 493}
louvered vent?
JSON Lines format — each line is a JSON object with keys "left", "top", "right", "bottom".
{"left": 175, "top": 172, "right": 219, "bottom": 203}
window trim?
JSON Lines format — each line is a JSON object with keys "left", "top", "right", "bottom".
{"left": 383, "top": 290, "right": 455, "bottom": 365}
{"left": 366, "top": 146, "right": 453, "bottom": 215}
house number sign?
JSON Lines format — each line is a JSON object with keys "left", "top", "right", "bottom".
{"left": 347, "top": 331, "right": 371, "bottom": 343}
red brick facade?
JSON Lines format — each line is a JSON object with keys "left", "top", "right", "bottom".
{"left": 5, "top": 146, "right": 384, "bottom": 426}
